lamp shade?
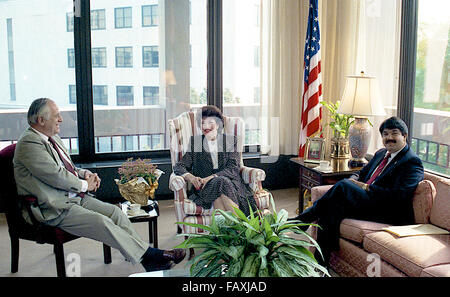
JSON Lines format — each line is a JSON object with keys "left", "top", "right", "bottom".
{"left": 337, "top": 73, "right": 386, "bottom": 116}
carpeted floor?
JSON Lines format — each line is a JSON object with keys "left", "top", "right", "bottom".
{"left": 0, "top": 188, "right": 333, "bottom": 277}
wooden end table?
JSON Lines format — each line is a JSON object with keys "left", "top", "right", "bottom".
{"left": 290, "top": 157, "right": 362, "bottom": 214}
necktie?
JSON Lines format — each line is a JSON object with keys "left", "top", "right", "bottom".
{"left": 366, "top": 153, "right": 391, "bottom": 185}
{"left": 48, "top": 137, "right": 84, "bottom": 197}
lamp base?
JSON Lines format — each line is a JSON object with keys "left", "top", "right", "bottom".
{"left": 348, "top": 158, "right": 367, "bottom": 168}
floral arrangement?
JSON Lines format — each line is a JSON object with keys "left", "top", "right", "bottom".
{"left": 116, "top": 158, "right": 164, "bottom": 204}
{"left": 118, "top": 158, "right": 159, "bottom": 185}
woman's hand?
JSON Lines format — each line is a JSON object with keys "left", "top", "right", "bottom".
{"left": 185, "top": 173, "right": 203, "bottom": 190}
{"left": 200, "top": 174, "right": 217, "bottom": 189}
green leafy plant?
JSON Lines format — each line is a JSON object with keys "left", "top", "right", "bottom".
{"left": 321, "top": 101, "right": 354, "bottom": 139}
{"left": 175, "top": 197, "right": 329, "bottom": 277}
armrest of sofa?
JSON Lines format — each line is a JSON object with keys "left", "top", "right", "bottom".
{"left": 311, "top": 185, "right": 333, "bottom": 203}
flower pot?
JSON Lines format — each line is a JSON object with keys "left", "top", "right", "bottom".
{"left": 330, "top": 137, "right": 349, "bottom": 159}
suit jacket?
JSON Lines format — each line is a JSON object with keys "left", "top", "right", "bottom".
{"left": 13, "top": 127, "right": 90, "bottom": 223}
{"left": 351, "top": 144, "right": 424, "bottom": 225}
{"left": 173, "top": 134, "right": 254, "bottom": 203}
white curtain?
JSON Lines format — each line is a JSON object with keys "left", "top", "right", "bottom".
{"left": 260, "top": 0, "right": 308, "bottom": 156}
{"left": 260, "top": 0, "right": 401, "bottom": 156}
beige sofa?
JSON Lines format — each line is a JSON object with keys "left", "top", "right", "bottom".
{"left": 309, "top": 172, "right": 450, "bottom": 277}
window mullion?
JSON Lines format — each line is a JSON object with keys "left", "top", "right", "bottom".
{"left": 207, "top": 0, "right": 223, "bottom": 110}
{"left": 74, "top": 0, "right": 95, "bottom": 162}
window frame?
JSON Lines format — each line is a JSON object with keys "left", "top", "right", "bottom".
{"left": 142, "top": 45, "right": 159, "bottom": 68}
{"left": 115, "top": 46, "right": 133, "bottom": 68}
{"left": 142, "top": 5, "right": 158, "bottom": 27}
{"left": 114, "top": 7, "right": 132, "bottom": 29}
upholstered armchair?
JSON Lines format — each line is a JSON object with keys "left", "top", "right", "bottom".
{"left": 168, "top": 110, "right": 271, "bottom": 235}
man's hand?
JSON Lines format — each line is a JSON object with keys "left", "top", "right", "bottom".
{"left": 86, "top": 173, "right": 101, "bottom": 192}
{"left": 184, "top": 173, "right": 203, "bottom": 190}
{"left": 349, "top": 179, "right": 369, "bottom": 191}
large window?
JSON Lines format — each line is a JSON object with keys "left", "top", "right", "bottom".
{"left": 0, "top": 1, "right": 78, "bottom": 152}
{"left": 3, "top": 0, "right": 427, "bottom": 165}
{"left": 222, "top": 0, "right": 262, "bottom": 145}
{"left": 92, "top": 0, "right": 206, "bottom": 155}
{"left": 411, "top": 0, "right": 450, "bottom": 176}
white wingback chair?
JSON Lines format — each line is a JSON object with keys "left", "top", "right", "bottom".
{"left": 168, "top": 110, "right": 272, "bottom": 235}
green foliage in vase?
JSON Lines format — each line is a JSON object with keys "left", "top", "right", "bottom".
{"left": 175, "top": 197, "right": 329, "bottom": 277}
{"left": 321, "top": 101, "right": 354, "bottom": 139}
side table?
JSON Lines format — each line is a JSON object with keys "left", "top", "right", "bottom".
{"left": 119, "top": 201, "right": 159, "bottom": 247}
{"left": 290, "top": 157, "right": 362, "bottom": 213}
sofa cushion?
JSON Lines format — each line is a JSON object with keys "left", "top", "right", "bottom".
{"left": 340, "top": 219, "right": 391, "bottom": 244}
{"left": 331, "top": 239, "right": 406, "bottom": 277}
{"left": 363, "top": 232, "right": 450, "bottom": 277}
{"left": 429, "top": 179, "right": 450, "bottom": 230}
{"left": 412, "top": 180, "right": 435, "bottom": 224}
{"left": 420, "top": 264, "right": 450, "bottom": 277}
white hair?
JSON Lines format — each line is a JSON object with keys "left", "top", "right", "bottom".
{"left": 27, "top": 98, "right": 52, "bottom": 126}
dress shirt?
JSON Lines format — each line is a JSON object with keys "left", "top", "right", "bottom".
{"left": 368, "top": 143, "right": 406, "bottom": 179}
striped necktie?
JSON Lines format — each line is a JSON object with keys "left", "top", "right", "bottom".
{"left": 366, "top": 153, "right": 391, "bottom": 185}
{"left": 48, "top": 137, "right": 84, "bottom": 198}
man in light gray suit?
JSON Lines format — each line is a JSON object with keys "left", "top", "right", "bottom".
{"left": 13, "top": 98, "right": 185, "bottom": 272}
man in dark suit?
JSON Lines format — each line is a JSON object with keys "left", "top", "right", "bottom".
{"left": 290, "top": 116, "right": 424, "bottom": 266}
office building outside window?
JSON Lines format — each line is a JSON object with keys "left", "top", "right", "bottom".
{"left": 115, "top": 7, "right": 132, "bottom": 29}
{"left": 93, "top": 85, "right": 108, "bottom": 105}
{"left": 142, "top": 5, "right": 158, "bottom": 27}
{"left": 67, "top": 48, "right": 75, "bottom": 68}
{"left": 91, "top": 9, "right": 106, "bottom": 30}
{"left": 69, "top": 85, "right": 77, "bottom": 104}
{"left": 92, "top": 47, "right": 107, "bottom": 68}
{"left": 116, "top": 86, "right": 134, "bottom": 106}
{"left": 115, "top": 47, "right": 133, "bottom": 67}
{"left": 142, "top": 46, "right": 159, "bottom": 67}
{"left": 143, "top": 86, "right": 159, "bottom": 105}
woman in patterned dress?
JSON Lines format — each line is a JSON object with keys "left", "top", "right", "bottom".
{"left": 173, "top": 106, "right": 257, "bottom": 216}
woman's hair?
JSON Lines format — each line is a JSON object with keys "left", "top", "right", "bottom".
{"left": 197, "top": 105, "right": 224, "bottom": 130}
{"left": 378, "top": 116, "right": 408, "bottom": 136}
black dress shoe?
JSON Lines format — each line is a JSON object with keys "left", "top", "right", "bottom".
{"left": 142, "top": 260, "right": 175, "bottom": 272}
{"left": 163, "top": 249, "right": 186, "bottom": 264}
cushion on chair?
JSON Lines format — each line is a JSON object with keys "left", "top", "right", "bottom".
{"left": 412, "top": 180, "right": 436, "bottom": 224}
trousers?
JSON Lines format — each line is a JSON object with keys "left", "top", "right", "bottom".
{"left": 46, "top": 195, "right": 149, "bottom": 264}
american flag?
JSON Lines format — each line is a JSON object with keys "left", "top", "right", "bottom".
{"left": 299, "top": 0, "right": 322, "bottom": 157}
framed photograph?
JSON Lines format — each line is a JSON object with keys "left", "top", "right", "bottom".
{"left": 304, "top": 137, "right": 325, "bottom": 163}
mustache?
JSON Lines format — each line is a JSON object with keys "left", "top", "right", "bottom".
{"left": 386, "top": 140, "right": 397, "bottom": 144}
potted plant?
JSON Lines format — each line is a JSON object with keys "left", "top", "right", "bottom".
{"left": 175, "top": 197, "right": 329, "bottom": 277}
{"left": 115, "top": 158, "right": 164, "bottom": 205}
{"left": 321, "top": 101, "right": 353, "bottom": 159}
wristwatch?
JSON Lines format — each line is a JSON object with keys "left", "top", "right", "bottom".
{"left": 362, "top": 183, "right": 369, "bottom": 191}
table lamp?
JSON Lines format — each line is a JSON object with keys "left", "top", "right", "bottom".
{"left": 337, "top": 71, "right": 386, "bottom": 168}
